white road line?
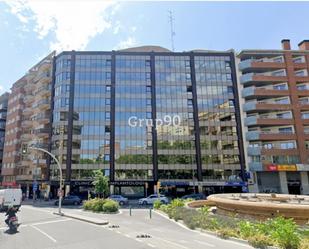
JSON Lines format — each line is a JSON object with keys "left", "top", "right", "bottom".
{"left": 155, "top": 237, "right": 189, "bottom": 249}
{"left": 125, "top": 234, "right": 131, "bottom": 238}
{"left": 30, "top": 225, "right": 57, "bottom": 243}
{"left": 194, "top": 239, "right": 215, "bottom": 247}
{"left": 135, "top": 238, "right": 143, "bottom": 242}
{"left": 116, "top": 230, "right": 121, "bottom": 234}
{"left": 31, "top": 218, "right": 71, "bottom": 226}
{"left": 147, "top": 243, "right": 156, "bottom": 248}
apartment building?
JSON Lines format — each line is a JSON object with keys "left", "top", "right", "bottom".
{"left": 0, "top": 92, "right": 9, "bottom": 184}
{"left": 1, "top": 53, "right": 54, "bottom": 196}
{"left": 238, "top": 39, "right": 309, "bottom": 195}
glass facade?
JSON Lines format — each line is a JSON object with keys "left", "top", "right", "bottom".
{"left": 51, "top": 50, "right": 244, "bottom": 189}
{"left": 114, "top": 55, "right": 153, "bottom": 180}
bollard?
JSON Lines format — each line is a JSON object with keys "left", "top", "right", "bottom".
{"left": 130, "top": 206, "right": 132, "bottom": 216}
{"left": 149, "top": 207, "right": 152, "bottom": 219}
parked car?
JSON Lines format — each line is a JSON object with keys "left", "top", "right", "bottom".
{"left": 108, "top": 195, "right": 128, "bottom": 206}
{"left": 54, "top": 195, "right": 81, "bottom": 206}
{"left": 138, "top": 194, "right": 169, "bottom": 205}
{"left": 181, "top": 193, "right": 206, "bottom": 200}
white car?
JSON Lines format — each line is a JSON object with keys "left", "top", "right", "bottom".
{"left": 108, "top": 195, "right": 129, "bottom": 206}
{"left": 138, "top": 194, "right": 169, "bottom": 205}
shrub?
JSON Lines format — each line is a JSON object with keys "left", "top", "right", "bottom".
{"left": 153, "top": 200, "right": 162, "bottom": 209}
{"left": 268, "top": 217, "right": 301, "bottom": 249}
{"left": 247, "top": 233, "right": 273, "bottom": 249}
{"left": 102, "top": 199, "right": 119, "bottom": 213}
{"left": 217, "top": 227, "right": 237, "bottom": 239}
{"left": 238, "top": 220, "right": 257, "bottom": 238}
{"left": 299, "top": 238, "right": 309, "bottom": 249}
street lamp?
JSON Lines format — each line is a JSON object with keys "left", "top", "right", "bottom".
{"left": 28, "top": 146, "right": 63, "bottom": 215}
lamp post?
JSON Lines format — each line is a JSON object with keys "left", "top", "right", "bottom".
{"left": 28, "top": 146, "right": 63, "bottom": 214}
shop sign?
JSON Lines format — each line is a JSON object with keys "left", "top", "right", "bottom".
{"left": 265, "top": 164, "right": 297, "bottom": 171}
{"left": 160, "top": 181, "right": 190, "bottom": 186}
{"left": 277, "top": 165, "right": 297, "bottom": 171}
{"left": 110, "top": 181, "right": 146, "bottom": 186}
{"left": 1, "top": 182, "right": 19, "bottom": 187}
{"left": 265, "top": 164, "right": 278, "bottom": 171}
{"left": 296, "top": 164, "right": 309, "bottom": 171}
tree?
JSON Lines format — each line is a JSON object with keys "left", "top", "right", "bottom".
{"left": 92, "top": 170, "right": 109, "bottom": 198}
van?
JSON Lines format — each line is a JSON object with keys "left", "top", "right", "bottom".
{"left": 0, "top": 189, "right": 22, "bottom": 211}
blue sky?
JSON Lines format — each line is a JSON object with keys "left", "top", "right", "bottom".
{"left": 1, "top": 1, "right": 309, "bottom": 92}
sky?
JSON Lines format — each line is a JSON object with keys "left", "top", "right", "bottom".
{"left": 1, "top": 0, "right": 309, "bottom": 93}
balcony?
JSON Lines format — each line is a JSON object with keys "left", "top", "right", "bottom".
{"left": 247, "top": 146, "right": 298, "bottom": 156}
{"left": 248, "top": 162, "right": 263, "bottom": 171}
{"left": 246, "top": 131, "right": 296, "bottom": 141}
{"left": 36, "top": 85, "right": 51, "bottom": 97}
{"left": 247, "top": 147, "right": 261, "bottom": 156}
{"left": 243, "top": 102, "right": 291, "bottom": 113}
{"left": 33, "top": 128, "right": 50, "bottom": 138}
{"left": 33, "top": 99, "right": 50, "bottom": 110}
{"left": 16, "top": 175, "right": 33, "bottom": 181}
{"left": 21, "top": 120, "right": 32, "bottom": 128}
{"left": 240, "top": 73, "right": 287, "bottom": 86}
{"left": 239, "top": 59, "right": 285, "bottom": 73}
{"left": 242, "top": 87, "right": 289, "bottom": 99}
{"left": 245, "top": 116, "right": 294, "bottom": 126}
{"left": 32, "top": 159, "right": 47, "bottom": 165}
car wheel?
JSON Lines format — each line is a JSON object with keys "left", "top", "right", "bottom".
{"left": 142, "top": 201, "right": 147, "bottom": 205}
{"left": 55, "top": 201, "right": 58, "bottom": 206}
{"left": 161, "top": 200, "right": 167, "bottom": 204}
{"left": 119, "top": 201, "right": 124, "bottom": 206}
{"left": 73, "top": 201, "right": 79, "bottom": 206}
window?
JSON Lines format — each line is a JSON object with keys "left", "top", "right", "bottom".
{"left": 145, "top": 60, "right": 151, "bottom": 67}
{"left": 185, "top": 60, "right": 190, "bottom": 68}
{"left": 105, "top": 112, "right": 110, "bottom": 120}
{"left": 280, "top": 142, "right": 295, "bottom": 149}
{"left": 146, "top": 86, "right": 151, "bottom": 93}
{"left": 278, "top": 127, "right": 293, "bottom": 134}
{"left": 105, "top": 98, "right": 111, "bottom": 105}
{"left": 186, "top": 73, "right": 191, "bottom": 81}
{"left": 277, "top": 112, "right": 292, "bottom": 119}
{"left": 146, "top": 72, "right": 151, "bottom": 81}
{"left": 106, "top": 72, "right": 111, "bottom": 80}
{"left": 273, "top": 84, "right": 287, "bottom": 90}
{"left": 146, "top": 99, "right": 151, "bottom": 106}
{"left": 106, "top": 86, "right": 111, "bottom": 92}
{"left": 297, "top": 84, "right": 308, "bottom": 90}
{"left": 302, "top": 113, "right": 309, "bottom": 119}
{"left": 275, "top": 98, "right": 290, "bottom": 104}
{"left": 106, "top": 59, "right": 111, "bottom": 67}
{"left": 188, "top": 99, "right": 193, "bottom": 107}
{"left": 146, "top": 112, "right": 151, "bottom": 119}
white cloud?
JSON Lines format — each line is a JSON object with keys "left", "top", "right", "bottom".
{"left": 3, "top": 0, "right": 118, "bottom": 51}
{"left": 114, "top": 36, "right": 138, "bottom": 50}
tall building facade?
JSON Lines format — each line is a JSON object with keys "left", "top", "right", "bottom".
{"left": 50, "top": 47, "right": 245, "bottom": 197}
{"left": 0, "top": 92, "right": 9, "bottom": 184}
{"left": 238, "top": 40, "right": 309, "bottom": 195}
{"left": 1, "top": 53, "right": 54, "bottom": 195}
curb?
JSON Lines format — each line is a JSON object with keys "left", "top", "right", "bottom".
{"left": 53, "top": 212, "right": 109, "bottom": 225}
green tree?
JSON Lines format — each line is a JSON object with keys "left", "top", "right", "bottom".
{"left": 92, "top": 170, "right": 109, "bottom": 198}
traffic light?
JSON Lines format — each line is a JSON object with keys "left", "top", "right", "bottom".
{"left": 21, "top": 144, "right": 28, "bottom": 155}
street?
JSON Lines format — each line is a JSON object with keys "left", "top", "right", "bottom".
{"left": 0, "top": 204, "right": 253, "bottom": 249}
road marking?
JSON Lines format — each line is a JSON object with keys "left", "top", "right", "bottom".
{"left": 135, "top": 238, "right": 142, "bottom": 242}
{"left": 31, "top": 218, "right": 71, "bottom": 226}
{"left": 194, "top": 239, "right": 215, "bottom": 247}
{"left": 125, "top": 234, "right": 131, "bottom": 238}
{"left": 30, "top": 225, "right": 57, "bottom": 243}
{"left": 147, "top": 243, "right": 156, "bottom": 248}
{"left": 155, "top": 237, "right": 189, "bottom": 249}
{"left": 116, "top": 230, "right": 121, "bottom": 234}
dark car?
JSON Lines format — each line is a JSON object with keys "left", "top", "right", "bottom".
{"left": 54, "top": 195, "right": 82, "bottom": 206}
{"left": 181, "top": 193, "right": 206, "bottom": 200}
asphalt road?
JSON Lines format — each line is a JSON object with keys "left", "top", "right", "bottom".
{"left": 0, "top": 204, "right": 253, "bottom": 249}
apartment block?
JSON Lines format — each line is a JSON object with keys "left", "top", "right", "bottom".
{"left": 238, "top": 39, "right": 309, "bottom": 195}
{"left": 1, "top": 52, "right": 54, "bottom": 196}
{"left": 0, "top": 92, "right": 9, "bottom": 184}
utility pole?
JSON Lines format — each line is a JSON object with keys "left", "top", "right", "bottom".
{"left": 168, "top": 10, "right": 176, "bottom": 52}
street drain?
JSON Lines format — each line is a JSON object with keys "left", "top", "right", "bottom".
{"left": 108, "top": 225, "right": 120, "bottom": 228}
{"left": 136, "top": 234, "right": 151, "bottom": 238}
